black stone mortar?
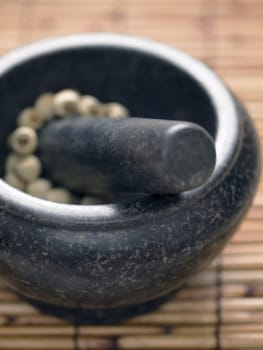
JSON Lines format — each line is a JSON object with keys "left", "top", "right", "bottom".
{"left": 0, "top": 34, "right": 260, "bottom": 316}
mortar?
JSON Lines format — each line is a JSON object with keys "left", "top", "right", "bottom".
{"left": 0, "top": 34, "right": 260, "bottom": 309}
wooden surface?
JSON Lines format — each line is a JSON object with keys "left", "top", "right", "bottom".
{"left": 1, "top": 0, "right": 263, "bottom": 349}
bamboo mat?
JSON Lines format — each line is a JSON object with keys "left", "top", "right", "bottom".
{"left": 1, "top": 0, "right": 263, "bottom": 349}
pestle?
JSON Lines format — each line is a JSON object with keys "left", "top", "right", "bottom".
{"left": 39, "top": 117, "right": 216, "bottom": 194}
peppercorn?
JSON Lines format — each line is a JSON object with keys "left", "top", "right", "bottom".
{"left": 81, "top": 196, "right": 100, "bottom": 205}
{"left": 54, "top": 89, "right": 80, "bottom": 116}
{"left": 104, "top": 102, "right": 129, "bottom": 118}
{"left": 17, "top": 107, "right": 44, "bottom": 129}
{"left": 46, "top": 188, "right": 71, "bottom": 204}
{"left": 4, "top": 90, "right": 130, "bottom": 205}
{"left": 5, "top": 153, "right": 25, "bottom": 173}
{"left": 4, "top": 172, "right": 25, "bottom": 191}
{"left": 15, "top": 155, "right": 42, "bottom": 182}
{"left": 78, "top": 95, "right": 102, "bottom": 117}
{"left": 35, "top": 93, "right": 55, "bottom": 120}
{"left": 8, "top": 126, "right": 38, "bottom": 155}
{"left": 26, "top": 178, "right": 52, "bottom": 199}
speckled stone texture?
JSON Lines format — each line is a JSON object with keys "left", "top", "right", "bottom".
{"left": 39, "top": 118, "right": 216, "bottom": 194}
{"left": 0, "top": 35, "right": 260, "bottom": 310}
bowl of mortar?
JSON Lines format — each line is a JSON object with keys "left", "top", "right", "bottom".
{"left": 0, "top": 34, "right": 260, "bottom": 309}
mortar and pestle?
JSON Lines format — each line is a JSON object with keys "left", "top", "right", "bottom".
{"left": 0, "top": 34, "right": 260, "bottom": 311}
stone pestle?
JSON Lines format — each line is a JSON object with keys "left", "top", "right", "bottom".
{"left": 39, "top": 117, "right": 216, "bottom": 195}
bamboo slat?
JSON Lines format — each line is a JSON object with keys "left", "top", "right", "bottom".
{"left": 0, "top": 337, "right": 112, "bottom": 350}
{"left": 0, "top": 0, "right": 263, "bottom": 349}
{"left": 117, "top": 334, "right": 263, "bottom": 350}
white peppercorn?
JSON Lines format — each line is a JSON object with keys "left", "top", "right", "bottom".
{"left": 104, "top": 102, "right": 129, "bottom": 118}
{"left": 54, "top": 89, "right": 80, "bottom": 116}
{"left": 35, "top": 93, "right": 55, "bottom": 120}
{"left": 17, "top": 107, "right": 44, "bottom": 129}
{"left": 15, "top": 155, "right": 42, "bottom": 182}
{"left": 5, "top": 153, "right": 25, "bottom": 173}
{"left": 4, "top": 172, "right": 25, "bottom": 191}
{"left": 46, "top": 188, "right": 71, "bottom": 204}
{"left": 78, "top": 95, "right": 102, "bottom": 117}
{"left": 26, "top": 178, "right": 51, "bottom": 199}
{"left": 4, "top": 89, "right": 131, "bottom": 205}
{"left": 81, "top": 196, "right": 101, "bottom": 205}
{"left": 8, "top": 126, "right": 38, "bottom": 155}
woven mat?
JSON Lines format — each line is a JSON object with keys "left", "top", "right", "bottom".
{"left": 1, "top": 0, "right": 263, "bottom": 349}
